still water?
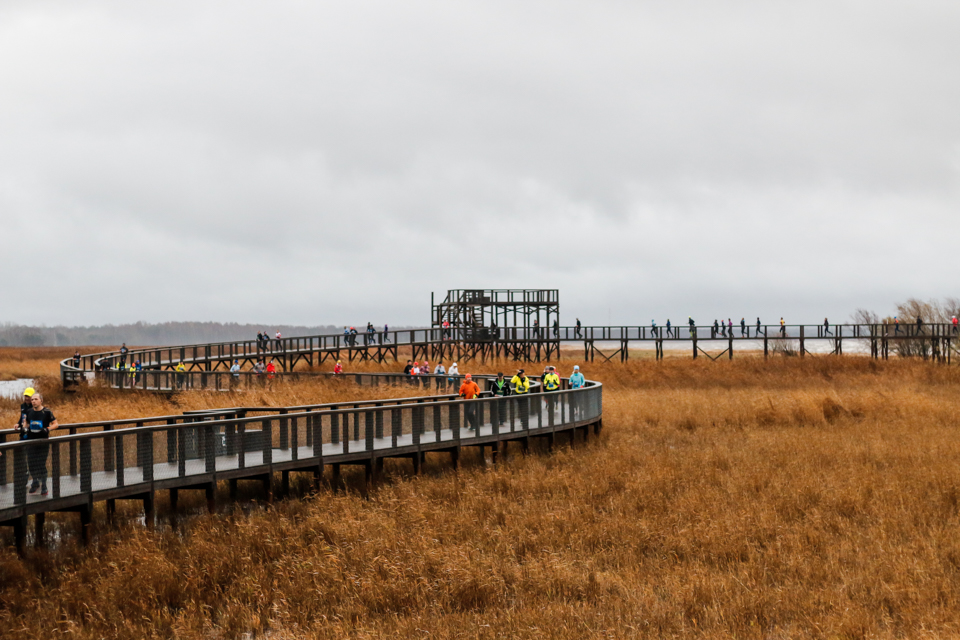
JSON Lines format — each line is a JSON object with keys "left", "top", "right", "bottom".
{"left": 0, "top": 378, "right": 34, "bottom": 399}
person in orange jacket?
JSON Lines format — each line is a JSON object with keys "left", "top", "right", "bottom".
{"left": 459, "top": 373, "right": 481, "bottom": 431}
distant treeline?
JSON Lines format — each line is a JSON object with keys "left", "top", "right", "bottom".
{"left": 0, "top": 322, "right": 349, "bottom": 347}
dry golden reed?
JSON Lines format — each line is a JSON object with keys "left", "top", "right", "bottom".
{"left": 1, "top": 350, "right": 960, "bottom": 638}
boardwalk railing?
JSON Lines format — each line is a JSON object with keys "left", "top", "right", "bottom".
{"left": 61, "top": 322, "right": 959, "bottom": 386}
{"left": 0, "top": 373, "right": 600, "bottom": 551}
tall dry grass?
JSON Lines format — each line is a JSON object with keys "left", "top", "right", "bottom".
{"left": 2, "top": 355, "right": 960, "bottom": 637}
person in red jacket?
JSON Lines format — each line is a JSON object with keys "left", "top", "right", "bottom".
{"left": 333, "top": 360, "right": 343, "bottom": 375}
{"left": 266, "top": 360, "right": 276, "bottom": 385}
{"left": 459, "top": 373, "right": 481, "bottom": 431}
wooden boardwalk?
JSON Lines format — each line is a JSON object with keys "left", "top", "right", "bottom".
{"left": 60, "top": 322, "right": 958, "bottom": 390}
{"left": 1, "top": 372, "right": 601, "bottom": 552}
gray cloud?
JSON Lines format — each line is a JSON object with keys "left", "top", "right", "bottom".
{"left": 1, "top": 0, "right": 958, "bottom": 327}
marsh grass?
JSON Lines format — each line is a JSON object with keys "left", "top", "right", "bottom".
{"left": 2, "top": 351, "right": 960, "bottom": 637}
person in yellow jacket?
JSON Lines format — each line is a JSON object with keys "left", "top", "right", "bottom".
{"left": 510, "top": 369, "right": 530, "bottom": 394}
{"left": 542, "top": 366, "right": 561, "bottom": 424}
{"left": 175, "top": 361, "right": 186, "bottom": 390}
{"left": 543, "top": 366, "right": 560, "bottom": 392}
{"left": 510, "top": 369, "right": 530, "bottom": 430}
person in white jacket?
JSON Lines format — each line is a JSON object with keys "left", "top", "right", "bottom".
{"left": 434, "top": 362, "right": 446, "bottom": 376}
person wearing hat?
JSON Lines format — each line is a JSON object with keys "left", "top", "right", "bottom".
{"left": 569, "top": 366, "right": 586, "bottom": 419}
{"left": 334, "top": 360, "right": 343, "bottom": 375}
{"left": 510, "top": 369, "right": 530, "bottom": 430}
{"left": 16, "top": 387, "right": 36, "bottom": 433}
{"left": 568, "top": 365, "right": 585, "bottom": 389}
{"left": 543, "top": 366, "right": 560, "bottom": 392}
{"left": 459, "top": 373, "right": 481, "bottom": 431}
{"left": 20, "top": 391, "right": 59, "bottom": 496}
{"left": 489, "top": 372, "right": 510, "bottom": 426}
{"left": 510, "top": 369, "right": 530, "bottom": 395}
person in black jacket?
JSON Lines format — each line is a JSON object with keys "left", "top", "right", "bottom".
{"left": 489, "top": 372, "right": 510, "bottom": 426}
{"left": 19, "top": 392, "right": 59, "bottom": 496}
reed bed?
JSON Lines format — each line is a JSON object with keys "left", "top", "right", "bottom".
{"left": 1, "top": 352, "right": 960, "bottom": 637}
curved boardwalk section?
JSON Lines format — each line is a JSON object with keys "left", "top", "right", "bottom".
{"left": 0, "top": 372, "right": 602, "bottom": 552}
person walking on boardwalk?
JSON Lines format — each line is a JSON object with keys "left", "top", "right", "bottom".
{"left": 533, "top": 318, "right": 540, "bottom": 339}
{"left": 916, "top": 315, "right": 923, "bottom": 334}
{"left": 403, "top": 360, "right": 413, "bottom": 375}
{"left": 779, "top": 317, "right": 786, "bottom": 337}
{"left": 953, "top": 316, "right": 958, "bottom": 334}
{"left": 256, "top": 331, "right": 263, "bottom": 353}
{"left": 490, "top": 372, "right": 510, "bottom": 396}
{"left": 18, "top": 391, "right": 59, "bottom": 496}
{"left": 72, "top": 350, "right": 81, "bottom": 368}
{"left": 266, "top": 360, "right": 277, "bottom": 386}
{"left": 553, "top": 319, "right": 560, "bottom": 338}
{"left": 575, "top": 318, "right": 582, "bottom": 338}
{"left": 543, "top": 366, "right": 560, "bottom": 392}
{"left": 688, "top": 317, "right": 696, "bottom": 338}
{"left": 740, "top": 318, "right": 747, "bottom": 338}
{"left": 382, "top": 324, "right": 390, "bottom": 343}
{"left": 13, "top": 387, "right": 35, "bottom": 443}
{"left": 442, "top": 320, "right": 451, "bottom": 340}
{"left": 334, "top": 360, "right": 343, "bottom": 375}
{"left": 569, "top": 365, "right": 585, "bottom": 420}
{"left": 542, "top": 365, "right": 561, "bottom": 423}
{"left": 459, "top": 373, "right": 481, "bottom": 431}
{"left": 651, "top": 320, "right": 657, "bottom": 338}
{"left": 434, "top": 361, "right": 446, "bottom": 376}
{"left": 666, "top": 319, "right": 673, "bottom": 338}
{"left": 119, "top": 343, "right": 128, "bottom": 368}
{"left": 175, "top": 361, "right": 186, "bottom": 389}
{"left": 253, "top": 359, "right": 265, "bottom": 384}
{"left": 894, "top": 316, "right": 900, "bottom": 334}
{"left": 824, "top": 318, "right": 832, "bottom": 336}
{"left": 756, "top": 317, "right": 762, "bottom": 337}
{"left": 490, "top": 372, "right": 510, "bottom": 426}
{"left": 569, "top": 365, "right": 585, "bottom": 389}
{"left": 511, "top": 369, "right": 530, "bottom": 394}
{"left": 230, "top": 360, "right": 241, "bottom": 387}
{"left": 712, "top": 319, "right": 719, "bottom": 338}
{"left": 511, "top": 369, "right": 531, "bottom": 430}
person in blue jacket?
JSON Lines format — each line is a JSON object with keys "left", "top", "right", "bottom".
{"left": 569, "top": 365, "right": 585, "bottom": 389}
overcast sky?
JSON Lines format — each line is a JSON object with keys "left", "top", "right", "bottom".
{"left": 2, "top": 1, "right": 958, "bottom": 327}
